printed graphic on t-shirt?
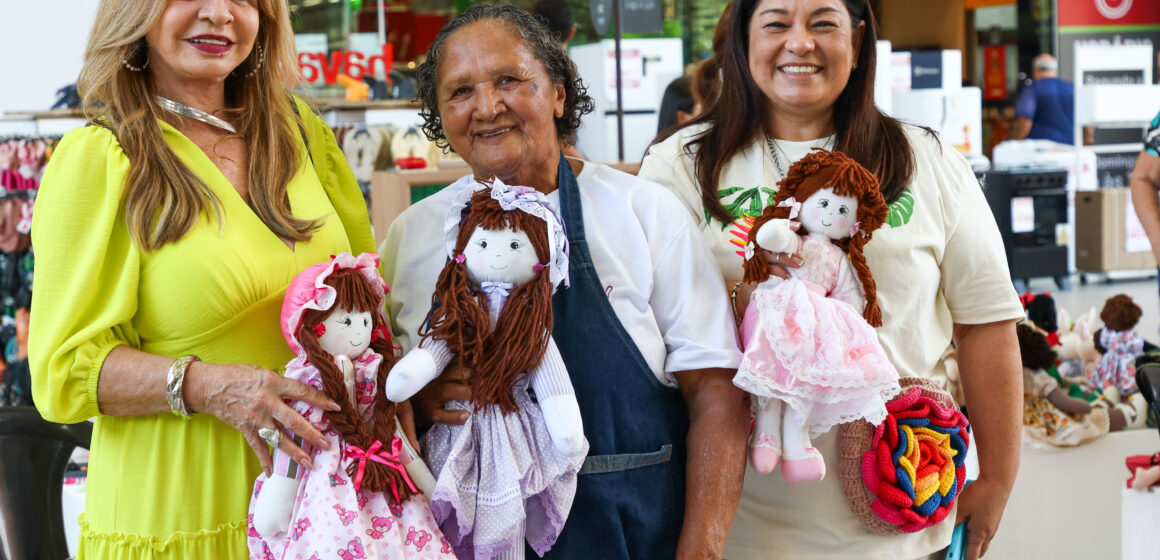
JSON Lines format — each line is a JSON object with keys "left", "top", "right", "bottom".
{"left": 886, "top": 187, "right": 915, "bottom": 228}
{"left": 1145, "top": 111, "right": 1160, "bottom": 157}
{"left": 708, "top": 185, "right": 777, "bottom": 231}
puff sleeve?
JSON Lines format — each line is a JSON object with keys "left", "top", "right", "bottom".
{"left": 29, "top": 126, "right": 142, "bottom": 423}
{"left": 297, "top": 98, "right": 375, "bottom": 257}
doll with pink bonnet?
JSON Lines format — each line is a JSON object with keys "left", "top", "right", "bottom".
{"left": 735, "top": 149, "right": 901, "bottom": 485}
{"left": 248, "top": 252, "right": 454, "bottom": 560}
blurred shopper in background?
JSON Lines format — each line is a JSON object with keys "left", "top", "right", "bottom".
{"left": 1013, "top": 54, "right": 1075, "bottom": 144}
{"left": 657, "top": 76, "right": 697, "bottom": 134}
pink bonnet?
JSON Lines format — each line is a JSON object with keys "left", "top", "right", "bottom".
{"left": 280, "top": 252, "right": 387, "bottom": 354}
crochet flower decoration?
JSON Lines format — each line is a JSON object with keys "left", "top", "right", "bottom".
{"left": 839, "top": 377, "right": 970, "bottom": 535}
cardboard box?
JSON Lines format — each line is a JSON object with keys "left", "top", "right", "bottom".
{"left": 876, "top": 0, "right": 966, "bottom": 78}
{"left": 1075, "top": 188, "right": 1157, "bottom": 272}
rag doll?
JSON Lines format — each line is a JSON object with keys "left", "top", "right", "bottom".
{"left": 1056, "top": 307, "right": 1099, "bottom": 384}
{"left": 734, "top": 148, "right": 900, "bottom": 485}
{"left": 249, "top": 252, "right": 454, "bottom": 560}
{"left": 1018, "top": 322, "right": 1109, "bottom": 447}
{"left": 1125, "top": 452, "right": 1160, "bottom": 490}
{"left": 1093, "top": 294, "right": 1146, "bottom": 400}
{"left": 1023, "top": 292, "right": 1061, "bottom": 346}
{"left": 385, "top": 179, "right": 587, "bottom": 560}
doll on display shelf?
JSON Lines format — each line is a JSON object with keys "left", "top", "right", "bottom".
{"left": 248, "top": 252, "right": 454, "bottom": 560}
{"left": 1018, "top": 321, "right": 1110, "bottom": 447}
{"left": 384, "top": 179, "right": 587, "bottom": 560}
{"left": 734, "top": 148, "right": 901, "bottom": 485}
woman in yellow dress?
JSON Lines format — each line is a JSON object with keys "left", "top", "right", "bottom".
{"left": 29, "top": 0, "right": 379, "bottom": 557}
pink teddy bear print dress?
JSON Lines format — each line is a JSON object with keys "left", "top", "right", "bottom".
{"left": 247, "top": 252, "right": 455, "bottom": 560}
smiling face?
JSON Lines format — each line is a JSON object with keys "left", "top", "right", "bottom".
{"left": 464, "top": 225, "right": 540, "bottom": 285}
{"left": 800, "top": 187, "right": 858, "bottom": 241}
{"left": 318, "top": 307, "right": 373, "bottom": 359}
{"left": 747, "top": 0, "right": 863, "bottom": 127}
{"left": 435, "top": 19, "right": 566, "bottom": 186}
{"left": 145, "top": 0, "right": 260, "bottom": 91}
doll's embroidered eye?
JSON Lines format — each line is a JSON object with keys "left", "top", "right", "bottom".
{"left": 819, "top": 199, "right": 829, "bottom": 208}
{"left": 509, "top": 240, "right": 526, "bottom": 251}
{"left": 839, "top": 206, "right": 849, "bottom": 215}
{"left": 476, "top": 239, "right": 488, "bottom": 250}
{"left": 342, "top": 317, "right": 352, "bottom": 327}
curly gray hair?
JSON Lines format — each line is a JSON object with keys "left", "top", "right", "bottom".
{"left": 416, "top": 4, "right": 595, "bottom": 150}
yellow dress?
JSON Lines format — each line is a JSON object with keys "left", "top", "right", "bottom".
{"left": 29, "top": 102, "right": 375, "bottom": 559}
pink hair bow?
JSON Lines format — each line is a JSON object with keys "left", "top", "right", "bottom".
{"left": 777, "top": 197, "right": 802, "bottom": 220}
{"left": 343, "top": 438, "right": 419, "bottom": 501}
{"left": 850, "top": 221, "right": 865, "bottom": 238}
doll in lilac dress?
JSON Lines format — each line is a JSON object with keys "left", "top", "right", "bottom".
{"left": 734, "top": 149, "right": 901, "bottom": 485}
{"left": 385, "top": 180, "right": 588, "bottom": 560}
{"left": 248, "top": 252, "right": 455, "bottom": 560}
{"left": 1093, "top": 294, "right": 1146, "bottom": 399}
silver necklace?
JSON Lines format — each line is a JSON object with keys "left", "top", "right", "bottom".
{"left": 766, "top": 136, "right": 788, "bottom": 177}
{"left": 156, "top": 96, "right": 237, "bottom": 134}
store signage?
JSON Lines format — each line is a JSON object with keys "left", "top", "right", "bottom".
{"left": 298, "top": 43, "right": 394, "bottom": 85}
{"left": 590, "top": 0, "right": 611, "bottom": 36}
{"left": 1058, "top": 0, "right": 1159, "bottom": 28}
{"left": 909, "top": 52, "right": 944, "bottom": 89}
{"left": 982, "top": 46, "right": 1007, "bottom": 100}
{"left": 1082, "top": 69, "right": 1145, "bottom": 84}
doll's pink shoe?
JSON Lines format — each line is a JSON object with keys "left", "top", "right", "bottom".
{"left": 781, "top": 447, "right": 826, "bottom": 485}
{"left": 750, "top": 433, "right": 781, "bottom": 474}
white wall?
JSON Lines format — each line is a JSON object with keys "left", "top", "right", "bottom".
{"left": 0, "top": 0, "right": 101, "bottom": 115}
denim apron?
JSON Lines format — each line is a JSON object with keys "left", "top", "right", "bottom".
{"left": 538, "top": 155, "right": 689, "bottom": 559}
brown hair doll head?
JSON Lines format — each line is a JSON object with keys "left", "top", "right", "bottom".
{"left": 1100, "top": 294, "right": 1142, "bottom": 332}
{"left": 743, "top": 148, "right": 890, "bottom": 326}
{"left": 294, "top": 266, "right": 413, "bottom": 502}
{"left": 421, "top": 182, "right": 567, "bottom": 413}
{"left": 1017, "top": 321, "right": 1058, "bottom": 371}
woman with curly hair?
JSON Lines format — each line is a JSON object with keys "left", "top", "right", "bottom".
{"left": 380, "top": 5, "right": 748, "bottom": 558}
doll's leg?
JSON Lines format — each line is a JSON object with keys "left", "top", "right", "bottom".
{"left": 780, "top": 408, "right": 826, "bottom": 485}
{"left": 750, "top": 399, "right": 783, "bottom": 474}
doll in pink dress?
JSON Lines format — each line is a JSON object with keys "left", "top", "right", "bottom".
{"left": 734, "top": 149, "right": 901, "bottom": 485}
{"left": 248, "top": 252, "right": 455, "bottom": 560}
{"left": 385, "top": 179, "right": 587, "bottom": 560}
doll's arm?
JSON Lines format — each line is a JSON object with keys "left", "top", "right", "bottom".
{"left": 253, "top": 437, "right": 310, "bottom": 536}
{"left": 530, "top": 336, "right": 586, "bottom": 457}
{"left": 384, "top": 338, "right": 453, "bottom": 402}
{"left": 1046, "top": 387, "right": 1093, "bottom": 415}
{"left": 753, "top": 219, "right": 801, "bottom": 255}
{"left": 829, "top": 251, "right": 866, "bottom": 313}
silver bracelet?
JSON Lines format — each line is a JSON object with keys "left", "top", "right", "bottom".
{"left": 166, "top": 355, "right": 200, "bottom": 420}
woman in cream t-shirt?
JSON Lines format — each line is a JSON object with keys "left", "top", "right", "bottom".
{"left": 638, "top": 2, "right": 1024, "bottom": 558}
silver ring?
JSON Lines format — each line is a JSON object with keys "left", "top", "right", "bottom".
{"left": 258, "top": 427, "right": 281, "bottom": 447}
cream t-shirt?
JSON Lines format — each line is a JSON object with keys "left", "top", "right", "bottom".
{"left": 640, "top": 123, "right": 1025, "bottom": 559}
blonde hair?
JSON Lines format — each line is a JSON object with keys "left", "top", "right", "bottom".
{"left": 77, "top": 0, "right": 316, "bottom": 250}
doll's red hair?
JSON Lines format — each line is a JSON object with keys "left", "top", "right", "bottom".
{"left": 743, "top": 148, "right": 889, "bottom": 327}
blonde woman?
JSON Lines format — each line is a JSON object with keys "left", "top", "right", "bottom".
{"left": 29, "top": 0, "right": 376, "bottom": 557}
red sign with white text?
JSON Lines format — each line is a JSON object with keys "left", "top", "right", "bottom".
{"left": 1058, "top": 0, "right": 1160, "bottom": 28}
{"left": 298, "top": 43, "right": 393, "bottom": 85}
{"left": 983, "top": 46, "right": 1008, "bottom": 100}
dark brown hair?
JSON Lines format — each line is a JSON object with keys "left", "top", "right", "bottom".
{"left": 743, "top": 149, "right": 888, "bottom": 326}
{"left": 657, "top": 0, "right": 917, "bottom": 226}
{"left": 297, "top": 268, "right": 412, "bottom": 502}
{"left": 421, "top": 190, "right": 555, "bottom": 413}
{"left": 1100, "top": 294, "right": 1142, "bottom": 331}
{"left": 1017, "top": 322, "right": 1057, "bottom": 371}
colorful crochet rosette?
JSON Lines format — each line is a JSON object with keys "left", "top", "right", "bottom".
{"left": 838, "top": 377, "right": 970, "bottom": 535}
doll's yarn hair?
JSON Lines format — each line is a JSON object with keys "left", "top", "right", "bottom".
{"left": 1025, "top": 294, "right": 1058, "bottom": 333}
{"left": 743, "top": 148, "right": 890, "bottom": 327}
{"left": 422, "top": 189, "right": 554, "bottom": 414}
{"left": 1016, "top": 321, "right": 1057, "bottom": 371}
{"left": 297, "top": 268, "right": 414, "bottom": 503}
{"left": 1100, "top": 294, "right": 1141, "bottom": 331}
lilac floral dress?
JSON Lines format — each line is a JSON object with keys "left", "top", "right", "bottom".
{"left": 247, "top": 351, "right": 455, "bottom": 560}
{"left": 1094, "top": 328, "right": 1144, "bottom": 398}
{"left": 421, "top": 281, "right": 587, "bottom": 560}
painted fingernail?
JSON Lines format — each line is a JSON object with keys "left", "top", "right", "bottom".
{"left": 459, "top": 411, "right": 470, "bottom": 421}
{"left": 302, "top": 458, "right": 314, "bottom": 470}
{"left": 791, "top": 256, "right": 804, "bottom": 266}
{"left": 326, "top": 400, "right": 341, "bottom": 411}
